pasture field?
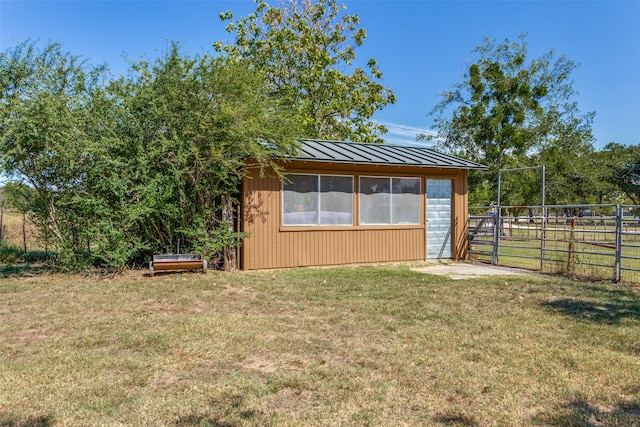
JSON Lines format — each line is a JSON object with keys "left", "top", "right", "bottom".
{"left": 0, "top": 209, "right": 42, "bottom": 251}
{"left": 1, "top": 264, "right": 638, "bottom": 426}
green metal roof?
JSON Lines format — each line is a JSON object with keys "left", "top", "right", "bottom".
{"left": 290, "top": 139, "right": 488, "bottom": 170}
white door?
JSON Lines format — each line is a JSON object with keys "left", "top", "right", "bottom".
{"left": 426, "top": 179, "right": 452, "bottom": 259}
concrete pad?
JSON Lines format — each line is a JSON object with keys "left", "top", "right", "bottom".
{"left": 412, "top": 262, "right": 534, "bottom": 280}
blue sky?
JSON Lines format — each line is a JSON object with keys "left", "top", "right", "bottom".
{"left": 1, "top": 0, "right": 639, "bottom": 149}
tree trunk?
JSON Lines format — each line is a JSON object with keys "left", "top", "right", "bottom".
{"left": 222, "top": 195, "right": 237, "bottom": 271}
{"left": 47, "top": 202, "right": 64, "bottom": 244}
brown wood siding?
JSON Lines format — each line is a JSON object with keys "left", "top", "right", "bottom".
{"left": 240, "top": 162, "right": 469, "bottom": 270}
{"left": 453, "top": 169, "right": 468, "bottom": 259}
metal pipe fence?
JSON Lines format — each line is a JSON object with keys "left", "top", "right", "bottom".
{"left": 620, "top": 205, "right": 640, "bottom": 281}
{"left": 468, "top": 204, "right": 640, "bottom": 283}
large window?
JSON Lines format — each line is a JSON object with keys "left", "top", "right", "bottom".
{"left": 360, "top": 177, "right": 420, "bottom": 225}
{"left": 283, "top": 174, "right": 353, "bottom": 226}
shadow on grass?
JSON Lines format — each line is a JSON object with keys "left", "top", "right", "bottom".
{"left": 534, "top": 399, "right": 640, "bottom": 426}
{"left": 432, "top": 412, "right": 478, "bottom": 426}
{"left": 147, "top": 270, "right": 208, "bottom": 278}
{"left": 172, "top": 394, "right": 262, "bottom": 426}
{"left": 541, "top": 284, "right": 640, "bottom": 325}
{"left": 173, "top": 410, "right": 261, "bottom": 426}
{"left": 0, "top": 264, "right": 46, "bottom": 279}
{"left": 542, "top": 297, "right": 640, "bottom": 325}
{"left": 172, "top": 414, "right": 233, "bottom": 427}
{"left": 0, "top": 415, "right": 52, "bottom": 427}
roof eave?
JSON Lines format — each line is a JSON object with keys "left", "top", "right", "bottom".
{"left": 289, "top": 157, "right": 488, "bottom": 170}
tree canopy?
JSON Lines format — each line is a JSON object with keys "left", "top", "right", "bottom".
{"left": 0, "top": 40, "right": 299, "bottom": 270}
{"left": 215, "top": 0, "right": 396, "bottom": 143}
{"left": 426, "top": 35, "right": 596, "bottom": 205}
{"left": 0, "top": 41, "right": 119, "bottom": 268}
{"left": 601, "top": 143, "right": 640, "bottom": 204}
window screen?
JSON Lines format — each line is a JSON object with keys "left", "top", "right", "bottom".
{"left": 392, "top": 178, "right": 421, "bottom": 224}
{"left": 319, "top": 175, "right": 353, "bottom": 225}
{"left": 360, "top": 177, "right": 420, "bottom": 225}
{"left": 283, "top": 174, "right": 353, "bottom": 226}
{"left": 283, "top": 175, "right": 318, "bottom": 225}
{"left": 360, "top": 177, "right": 391, "bottom": 224}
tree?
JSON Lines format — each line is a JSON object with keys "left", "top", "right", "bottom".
{"left": 532, "top": 117, "right": 600, "bottom": 205}
{"left": 426, "top": 35, "right": 595, "bottom": 205}
{"left": 0, "top": 40, "right": 299, "bottom": 271}
{"left": 615, "top": 160, "right": 640, "bottom": 204}
{"left": 0, "top": 40, "right": 130, "bottom": 269}
{"left": 215, "top": 0, "right": 396, "bottom": 143}
{"left": 603, "top": 143, "right": 640, "bottom": 204}
{"left": 111, "top": 44, "right": 300, "bottom": 270}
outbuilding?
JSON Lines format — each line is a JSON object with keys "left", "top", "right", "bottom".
{"left": 240, "top": 139, "right": 487, "bottom": 270}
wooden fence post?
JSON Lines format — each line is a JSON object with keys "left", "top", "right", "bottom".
{"left": 22, "top": 212, "right": 27, "bottom": 252}
{"left": 0, "top": 200, "right": 4, "bottom": 241}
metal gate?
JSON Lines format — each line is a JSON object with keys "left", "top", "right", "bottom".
{"left": 468, "top": 204, "right": 640, "bottom": 283}
{"left": 620, "top": 205, "right": 640, "bottom": 281}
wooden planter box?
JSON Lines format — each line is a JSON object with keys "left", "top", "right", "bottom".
{"left": 149, "top": 254, "right": 207, "bottom": 276}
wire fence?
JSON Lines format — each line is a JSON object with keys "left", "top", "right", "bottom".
{"left": 0, "top": 206, "right": 43, "bottom": 252}
{"left": 469, "top": 204, "right": 640, "bottom": 283}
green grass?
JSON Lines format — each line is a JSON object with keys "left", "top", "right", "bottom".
{"left": 1, "top": 264, "right": 639, "bottom": 425}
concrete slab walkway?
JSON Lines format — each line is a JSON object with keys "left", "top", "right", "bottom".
{"left": 412, "top": 262, "right": 534, "bottom": 280}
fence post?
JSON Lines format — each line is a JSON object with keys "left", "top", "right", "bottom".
{"left": 492, "top": 206, "right": 500, "bottom": 265}
{"left": 614, "top": 204, "right": 622, "bottom": 283}
{"left": 567, "top": 217, "right": 575, "bottom": 274}
{"left": 541, "top": 206, "right": 547, "bottom": 272}
{"left": 22, "top": 212, "right": 27, "bottom": 253}
{"left": 0, "top": 200, "right": 4, "bottom": 241}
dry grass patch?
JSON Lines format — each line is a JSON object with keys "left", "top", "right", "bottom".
{"left": 0, "top": 209, "right": 41, "bottom": 251}
{"left": 0, "top": 265, "right": 638, "bottom": 426}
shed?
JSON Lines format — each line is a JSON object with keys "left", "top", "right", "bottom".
{"left": 240, "top": 139, "right": 487, "bottom": 270}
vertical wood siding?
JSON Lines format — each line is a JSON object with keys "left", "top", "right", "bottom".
{"left": 240, "top": 163, "right": 469, "bottom": 270}
{"left": 453, "top": 169, "right": 469, "bottom": 259}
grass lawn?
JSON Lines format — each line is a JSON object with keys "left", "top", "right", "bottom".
{"left": 1, "top": 264, "right": 639, "bottom": 426}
